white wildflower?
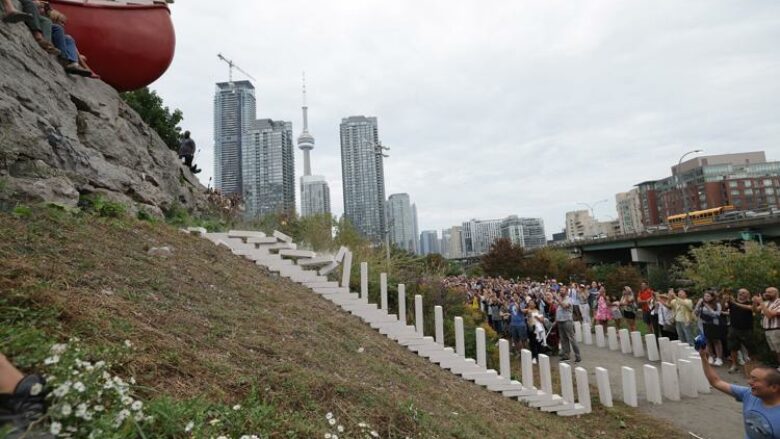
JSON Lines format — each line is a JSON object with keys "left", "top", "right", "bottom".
{"left": 337, "top": 425, "right": 344, "bottom": 433}
{"left": 232, "top": 404, "right": 241, "bottom": 411}
{"left": 358, "top": 422, "right": 367, "bottom": 428}
{"left": 29, "top": 383, "right": 43, "bottom": 396}
{"left": 94, "top": 361, "right": 106, "bottom": 369}
{"left": 50, "top": 422, "right": 62, "bottom": 435}
{"left": 75, "top": 403, "right": 87, "bottom": 418}
{"left": 357, "top": 347, "right": 365, "bottom": 353}
{"left": 209, "top": 418, "right": 220, "bottom": 426}
{"left": 324, "top": 434, "right": 332, "bottom": 439}
{"left": 73, "top": 382, "right": 86, "bottom": 393}
{"left": 134, "top": 411, "right": 145, "bottom": 422}
{"left": 102, "top": 371, "right": 111, "bottom": 380}
{"left": 121, "top": 396, "right": 133, "bottom": 406}
{"left": 329, "top": 418, "right": 336, "bottom": 426}
{"left": 184, "top": 421, "right": 194, "bottom": 432}
{"left": 51, "top": 344, "right": 68, "bottom": 355}
{"left": 217, "top": 436, "right": 228, "bottom": 439}
{"left": 61, "top": 403, "right": 72, "bottom": 416}
{"left": 124, "top": 340, "right": 133, "bottom": 348}
{"left": 370, "top": 431, "right": 379, "bottom": 437}
{"left": 131, "top": 400, "right": 143, "bottom": 411}
{"left": 129, "top": 377, "right": 136, "bottom": 385}
{"left": 44, "top": 355, "right": 60, "bottom": 365}
{"left": 52, "top": 382, "right": 71, "bottom": 398}
{"left": 93, "top": 405, "right": 104, "bottom": 412}
{"left": 325, "top": 412, "right": 333, "bottom": 420}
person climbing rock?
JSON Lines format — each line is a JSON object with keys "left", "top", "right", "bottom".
{"left": 178, "top": 131, "right": 201, "bottom": 174}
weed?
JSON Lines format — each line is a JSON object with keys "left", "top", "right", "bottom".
{"left": 12, "top": 204, "right": 32, "bottom": 218}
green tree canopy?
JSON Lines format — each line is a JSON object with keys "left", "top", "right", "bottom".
{"left": 121, "top": 87, "right": 184, "bottom": 152}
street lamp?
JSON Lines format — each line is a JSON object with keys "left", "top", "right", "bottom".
{"left": 677, "top": 149, "right": 704, "bottom": 229}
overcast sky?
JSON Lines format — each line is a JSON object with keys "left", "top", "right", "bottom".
{"left": 152, "top": 0, "right": 780, "bottom": 238}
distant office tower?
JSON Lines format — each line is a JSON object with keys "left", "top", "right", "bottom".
{"left": 387, "top": 193, "right": 416, "bottom": 253}
{"left": 420, "top": 230, "right": 440, "bottom": 255}
{"left": 446, "top": 226, "right": 464, "bottom": 258}
{"left": 412, "top": 203, "right": 420, "bottom": 254}
{"left": 565, "top": 210, "right": 618, "bottom": 240}
{"left": 340, "top": 116, "right": 387, "bottom": 241}
{"left": 615, "top": 189, "right": 644, "bottom": 235}
{"left": 440, "top": 229, "right": 451, "bottom": 258}
{"left": 298, "top": 77, "right": 331, "bottom": 217}
{"left": 461, "top": 219, "right": 502, "bottom": 256}
{"left": 500, "top": 216, "right": 547, "bottom": 249}
{"left": 242, "top": 119, "right": 295, "bottom": 217}
{"left": 214, "top": 80, "right": 256, "bottom": 195}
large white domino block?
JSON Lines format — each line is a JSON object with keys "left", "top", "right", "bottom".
{"left": 646, "top": 334, "right": 660, "bottom": 361}
{"left": 334, "top": 246, "right": 348, "bottom": 263}
{"left": 340, "top": 251, "right": 352, "bottom": 289}
{"left": 279, "top": 249, "right": 316, "bottom": 259}
{"left": 574, "top": 321, "right": 583, "bottom": 342}
{"left": 619, "top": 328, "right": 632, "bottom": 354}
{"left": 622, "top": 366, "right": 638, "bottom": 407}
{"left": 595, "top": 367, "right": 613, "bottom": 407}
{"left": 540, "top": 363, "right": 576, "bottom": 412}
{"left": 434, "top": 306, "right": 444, "bottom": 345}
{"left": 644, "top": 364, "right": 663, "bottom": 405}
{"left": 380, "top": 273, "right": 388, "bottom": 311}
{"left": 689, "top": 354, "right": 711, "bottom": 394}
{"left": 674, "top": 342, "right": 689, "bottom": 365}
{"left": 595, "top": 325, "right": 606, "bottom": 348}
{"left": 415, "top": 295, "right": 424, "bottom": 336}
{"left": 360, "top": 262, "right": 369, "bottom": 303}
{"left": 631, "top": 331, "right": 645, "bottom": 358}
{"left": 521, "top": 349, "right": 535, "bottom": 390}
{"left": 476, "top": 328, "right": 487, "bottom": 369}
{"left": 582, "top": 323, "right": 593, "bottom": 345}
{"left": 658, "top": 337, "right": 672, "bottom": 363}
{"left": 455, "top": 317, "right": 465, "bottom": 357}
{"left": 499, "top": 339, "right": 511, "bottom": 380}
{"left": 558, "top": 367, "right": 591, "bottom": 416}
{"left": 661, "top": 362, "right": 681, "bottom": 401}
{"left": 522, "top": 355, "right": 556, "bottom": 405}
{"left": 678, "top": 359, "right": 698, "bottom": 398}
{"left": 228, "top": 230, "right": 266, "bottom": 240}
{"left": 607, "top": 326, "right": 619, "bottom": 351}
{"left": 272, "top": 230, "right": 293, "bottom": 243}
{"left": 398, "top": 284, "right": 407, "bottom": 324}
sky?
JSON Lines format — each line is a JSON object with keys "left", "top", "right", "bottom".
{"left": 151, "top": 0, "right": 780, "bottom": 238}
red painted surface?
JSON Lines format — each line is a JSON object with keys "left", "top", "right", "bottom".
{"left": 48, "top": 0, "right": 176, "bottom": 91}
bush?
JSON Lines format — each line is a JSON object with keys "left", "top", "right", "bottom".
{"left": 12, "top": 204, "right": 32, "bottom": 218}
{"left": 78, "top": 195, "right": 126, "bottom": 219}
{"left": 675, "top": 242, "right": 780, "bottom": 294}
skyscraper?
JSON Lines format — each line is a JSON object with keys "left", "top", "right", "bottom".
{"left": 214, "top": 80, "right": 256, "bottom": 195}
{"left": 242, "top": 119, "right": 295, "bottom": 217}
{"left": 500, "top": 216, "right": 546, "bottom": 249}
{"left": 412, "top": 203, "right": 420, "bottom": 254}
{"left": 340, "top": 116, "right": 387, "bottom": 242}
{"left": 387, "top": 193, "right": 416, "bottom": 253}
{"left": 298, "top": 76, "right": 331, "bottom": 217}
{"left": 461, "top": 219, "right": 502, "bottom": 256}
{"left": 420, "top": 230, "right": 440, "bottom": 255}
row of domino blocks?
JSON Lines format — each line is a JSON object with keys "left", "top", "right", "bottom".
{"left": 572, "top": 321, "right": 711, "bottom": 407}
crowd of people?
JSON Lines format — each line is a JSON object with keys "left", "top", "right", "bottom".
{"left": 2, "top": 0, "right": 99, "bottom": 78}
{"left": 444, "top": 276, "right": 780, "bottom": 376}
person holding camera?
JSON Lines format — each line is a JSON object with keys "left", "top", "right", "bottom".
{"left": 759, "top": 287, "right": 780, "bottom": 369}
{"left": 555, "top": 288, "right": 581, "bottom": 363}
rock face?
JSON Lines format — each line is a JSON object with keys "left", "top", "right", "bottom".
{"left": 0, "top": 22, "right": 206, "bottom": 214}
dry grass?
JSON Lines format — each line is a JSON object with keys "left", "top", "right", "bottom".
{"left": 0, "top": 209, "right": 688, "bottom": 438}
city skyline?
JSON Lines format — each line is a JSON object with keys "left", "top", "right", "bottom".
{"left": 153, "top": 1, "right": 780, "bottom": 238}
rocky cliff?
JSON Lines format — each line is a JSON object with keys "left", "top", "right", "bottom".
{"left": 0, "top": 21, "right": 206, "bottom": 216}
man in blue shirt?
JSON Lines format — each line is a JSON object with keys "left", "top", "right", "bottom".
{"left": 509, "top": 300, "right": 528, "bottom": 353}
{"left": 699, "top": 348, "right": 780, "bottom": 438}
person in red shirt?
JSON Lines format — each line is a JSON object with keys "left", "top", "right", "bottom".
{"left": 637, "top": 281, "right": 656, "bottom": 335}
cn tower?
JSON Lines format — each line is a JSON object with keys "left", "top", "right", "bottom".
{"left": 298, "top": 73, "right": 315, "bottom": 176}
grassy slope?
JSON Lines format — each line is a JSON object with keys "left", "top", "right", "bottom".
{"left": 0, "top": 210, "right": 687, "bottom": 438}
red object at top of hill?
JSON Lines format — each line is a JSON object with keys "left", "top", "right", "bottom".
{"left": 48, "top": 0, "right": 176, "bottom": 92}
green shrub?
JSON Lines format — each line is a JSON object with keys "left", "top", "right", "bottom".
{"left": 12, "top": 204, "right": 32, "bottom": 218}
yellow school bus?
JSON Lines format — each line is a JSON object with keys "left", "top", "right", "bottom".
{"left": 668, "top": 206, "right": 735, "bottom": 230}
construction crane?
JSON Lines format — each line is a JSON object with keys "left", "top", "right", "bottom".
{"left": 217, "top": 53, "right": 256, "bottom": 83}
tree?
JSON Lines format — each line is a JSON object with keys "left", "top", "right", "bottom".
{"left": 589, "top": 264, "right": 644, "bottom": 297}
{"left": 675, "top": 242, "right": 780, "bottom": 294}
{"left": 481, "top": 238, "right": 524, "bottom": 279}
{"left": 121, "top": 87, "right": 184, "bottom": 151}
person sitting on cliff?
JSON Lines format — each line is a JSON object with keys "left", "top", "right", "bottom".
{"left": 12, "top": 0, "right": 60, "bottom": 55}
{"left": 0, "top": 352, "right": 52, "bottom": 438}
{"left": 43, "top": 4, "right": 95, "bottom": 77}
{"left": 178, "top": 131, "right": 201, "bottom": 174}
{"left": 1, "top": 0, "right": 31, "bottom": 23}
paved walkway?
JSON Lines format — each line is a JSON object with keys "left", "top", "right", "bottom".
{"left": 576, "top": 343, "right": 746, "bottom": 439}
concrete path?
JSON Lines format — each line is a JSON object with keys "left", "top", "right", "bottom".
{"left": 576, "top": 343, "right": 746, "bottom": 439}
